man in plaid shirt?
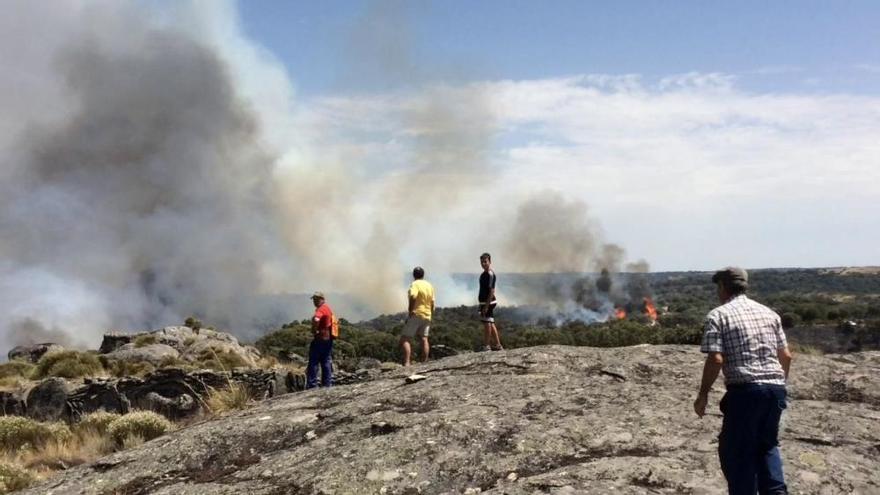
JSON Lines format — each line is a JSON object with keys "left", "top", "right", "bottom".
{"left": 693, "top": 267, "right": 793, "bottom": 495}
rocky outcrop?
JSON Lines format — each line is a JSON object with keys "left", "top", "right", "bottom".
{"left": 98, "top": 326, "right": 261, "bottom": 367}
{"left": 7, "top": 343, "right": 64, "bottom": 363}
{"left": 2, "top": 367, "right": 307, "bottom": 423}
{"left": 18, "top": 345, "right": 880, "bottom": 494}
{"left": 102, "top": 343, "right": 180, "bottom": 367}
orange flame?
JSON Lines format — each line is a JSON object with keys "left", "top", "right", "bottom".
{"left": 644, "top": 297, "right": 658, "bottom": 322}
{"left": 615, "top": 307, "right": 627, "bottom": 320}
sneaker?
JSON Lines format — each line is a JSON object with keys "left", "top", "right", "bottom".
{"left": 480, "top": 345, "right": 491, "bottom": 352}
{"left": 491, "top": 346, "right": 504, "bottom": 351}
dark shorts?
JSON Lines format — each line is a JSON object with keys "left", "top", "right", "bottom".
{"left": 479, "top": 302, "right": 497, "bottom": 323}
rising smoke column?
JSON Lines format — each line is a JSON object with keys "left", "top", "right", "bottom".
{"left": 0, "top": 3, "right": 288, "bottom": 349}
{"left": 499, "top": 192, "right": 652, "bottom": 323}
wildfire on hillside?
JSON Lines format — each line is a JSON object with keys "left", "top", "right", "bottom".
{"left": 644, "top": 297, "right": 658, "bottom": 325}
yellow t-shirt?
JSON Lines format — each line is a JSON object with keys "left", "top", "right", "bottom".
{"left": 408, "top": 279, "right": 435, "bottom": 320}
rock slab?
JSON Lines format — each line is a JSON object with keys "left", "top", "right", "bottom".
{"left": 18, "top": 345, "right": 880, "bottom": 494}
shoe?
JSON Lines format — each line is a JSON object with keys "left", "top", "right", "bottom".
{"left": 480, "top": 345, "right": 491, "bottom": 352}
{"left": 491, "top": 346, "right": 504, "bottom": 351}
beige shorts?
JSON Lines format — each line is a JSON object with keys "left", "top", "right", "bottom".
{"left": 402, "top": 315, "right": 431, "bottom": 338}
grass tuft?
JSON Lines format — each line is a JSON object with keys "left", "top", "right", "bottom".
{"left": 0, "top": 417, "right": 72, "bottom": 452}
{"left": 0, "top": 461, "right": 36, "bottom": 494}
{"left": 33, "top": 350, "right": 103, "bottom": 379}
{"left": 133, "top": 334, "right": 158, "bottom": 348}
{"left": 205, "top": 382, "right": 253, "bottom": 415}
{"left": 106, "top": 411, "right": 172, "bottom": 446}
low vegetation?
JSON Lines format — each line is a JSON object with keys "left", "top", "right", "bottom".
{"left": 33, "top": 351, "right": 103, "bottom": 380}
{"left": 106, "top": 411, "right": 173, "bottom": 446}
{"left": 0, "top": 411, "right": 174, "bottom": 493}
{"left": 0, "top": 461, "right": 36, "bottom": 494}
{"left": 205, "top": 382, "right": 253, "bottom": 415}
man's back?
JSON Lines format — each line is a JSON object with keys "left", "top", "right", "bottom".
{"left": 409, "top": 279, "right": 435, "bottom": 320}
{"left": 701, "top": 294, "right": 787, "bottom": 385}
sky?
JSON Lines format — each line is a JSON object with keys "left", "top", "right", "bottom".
{"left": 235, "top": 0, "right": 880, "bottom": 270}
{"left": 1, "top": 1, "right": 879, "bottom": 344}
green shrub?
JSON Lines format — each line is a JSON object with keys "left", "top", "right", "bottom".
{"left": 106, "top": 411, "right": 172, "bottom": 446}
{"left": 133, "top": 334, "right": 158, "bottom": 348}
{"left": 0, "top": 461, "right": 37, "bottom": 493}
{"left": 74, "top": 411, "right": 122, "bottom": 436}
{"left": 0, "top": 416, "right": 72, "bottom": 452}
{"left": 0, "top": 362, "right": 35, "bottom": 380}
{"left": 34, "top": 350, "right": 103, "bottom": 379}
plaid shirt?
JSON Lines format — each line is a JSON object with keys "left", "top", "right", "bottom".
{"left": 701, "top": 294, "right": 788, "bottom": 386}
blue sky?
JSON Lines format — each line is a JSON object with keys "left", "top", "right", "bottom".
{"left": 238, "top": 1, "right": 880, "bottom": 96}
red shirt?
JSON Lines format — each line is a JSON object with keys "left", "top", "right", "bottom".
{"left": 313, "top": 303, "right": 333, "bottom": 340}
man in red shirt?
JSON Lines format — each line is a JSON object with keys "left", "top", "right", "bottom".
{"left": 307, "top": 291, "right": 334, "bottom": 388}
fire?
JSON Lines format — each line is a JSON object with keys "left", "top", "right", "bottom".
{"left": 615, "top": 307, "right": 627, "bottom": 320}
{"left": 644, "top": 297, "right": 658, "bottom": 324}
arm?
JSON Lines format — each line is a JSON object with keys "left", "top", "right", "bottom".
{"left": 408, "top": 294, "right": 416, "bottom": 317}
{"left": 777, "top": 347, "right": 792, "bottom": 379}
{"left": 694, "top": 352, "right": 723, "bottom": 417}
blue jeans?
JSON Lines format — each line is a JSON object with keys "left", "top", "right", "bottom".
{"left": 719, "top": 383, "right": 788, "bottom": 495}
{"left": 306, "top": 339, "right": 333, "bottom": 388}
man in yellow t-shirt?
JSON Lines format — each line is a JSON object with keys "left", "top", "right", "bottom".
{"left": 400, "top": 266, "right": 435, "bottom": 366}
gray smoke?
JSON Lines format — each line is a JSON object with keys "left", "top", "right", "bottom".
{"left": 0, "top": 3, "right": 287, "bottom": 350}
{"left": 0, "top": 2, "right": 652, "bottom": 353}
{"left": 499, "top": 192, "right": 653, "bottom": 323}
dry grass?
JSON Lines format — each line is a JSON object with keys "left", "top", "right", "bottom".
{"left": 106, "top": 411, "right": 172, "bottom": 446}
{"left": 791, "top": 343, "right": 825, "bottom": 356}
{"left": 17, "top": 432, "right": 114, "bottom": 471}
{"left": 133, "top": 334, "right": 159, "bottom": 348}
{"left": 0, "top": 461, "right": 37, "bottom": 494}
{"left": 0, "top": 423, "right": 117, "bottom": 493}
{"left": 205, "top": 382, "right": 253, "bottom": 415}
{"left": 74, "top": 411, "right": 122, "bottom": 436}
{"left": 33, "top": 350, "right": 104, "bottom": 379}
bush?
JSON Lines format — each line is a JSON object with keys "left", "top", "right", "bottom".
{"left": 0, "top": 416, "right": 72, "bottom": 452}
{"left": 0, "top": 362, "right": 35, "bottom": 381}
{"left": 0, "top": 362, "right": 36, "bottom": 389}
{"left": 74, "top": 411, "right": 122, "bottom": 436}
{"left": 133, "top": 334, "right": 158, "bottom": 348}
{"left": 106, "top": 411, "right": 172, "bottom": 446}
{"left": 0, "top": 461, "right": 36, "bottom": 494}
{"left": 34, "top": 350, "right": 103, "bottom": 379}
{"left": 100, "top": 357, "right": 155, "bottom": 378}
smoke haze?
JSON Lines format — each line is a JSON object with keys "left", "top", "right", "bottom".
{"left": 0, "top": 1, "right": 647, "bottom": 352}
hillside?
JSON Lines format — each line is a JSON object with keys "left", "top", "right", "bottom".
{"left": 19, "top": 345, "right": 880, "bottom": 494}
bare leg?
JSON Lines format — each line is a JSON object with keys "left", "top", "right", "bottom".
{"left": 420, "top": 336, "right": 430, "bottom": 362}
{"left": 491, "top": 323, "right": 503, "bottom": 350}
{"left": 399, "top": 336, "right": 412, "bottom": 366}
{"left": 482, "top": 321, "right": 492, "bottom": 348}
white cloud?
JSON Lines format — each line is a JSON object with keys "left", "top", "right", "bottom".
{"left": 294, "top": 74, "right": 880, "bottom": 270}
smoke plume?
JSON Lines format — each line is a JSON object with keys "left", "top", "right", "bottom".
{"left": 0, "top": 1, "right": 650, "bottom": 353}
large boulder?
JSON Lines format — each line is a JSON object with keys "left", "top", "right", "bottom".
{"left": 25, "top": 377, "right": 70, "bottom": 422}
{"left": 8, "top": 343, "right": 64, "bottom": 363}
{"left": 65, "top": 378, "right": 130, "bottom": 422}
{"left": 18, "top": 346, "right": 880, "bottom": 495}
{"left": 102, "top": 343, "right": 180, "bottom": 367}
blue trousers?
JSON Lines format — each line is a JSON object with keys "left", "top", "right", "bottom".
{"left": 719, "top": 383, "right": 788, "bottom": 495}
{"left": 306, "top": 339, "right": 333, "bottom": 388}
